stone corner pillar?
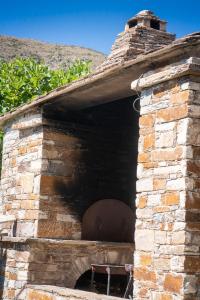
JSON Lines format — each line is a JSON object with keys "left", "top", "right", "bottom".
{"left": 0, "top": 108, "right": 82, "bottom": 240}
{"left": 131, "top": 57, "right": 200, "bottom": 300}
{"left": 0, "top": 108, "right": 43, "bottom": 238}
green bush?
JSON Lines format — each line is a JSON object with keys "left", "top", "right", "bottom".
{"left": 0, "top": 57, "right": 91, "bottom": 170}
{"left": 0, "top": 57, "right": 91, "bottom": 115}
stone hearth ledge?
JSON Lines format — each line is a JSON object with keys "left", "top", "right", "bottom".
{"left": 26, "top": 284, "right": 123, "bottom": 300}
{"left": 0, "top": 236, "right": 135, "bottom": 249}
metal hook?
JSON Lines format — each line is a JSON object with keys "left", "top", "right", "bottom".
{"left": 132, "top": 97, "right": 140, "bottom": 113}
{"left": 132, "top": 72, "right": 145, "bottom": 114}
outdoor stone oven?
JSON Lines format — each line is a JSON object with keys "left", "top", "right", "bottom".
{"left": 0, "top": 97, "right": 138, "bottom": 298}
{"left": 0, "top": 9, "right": 200, "bottom": 300}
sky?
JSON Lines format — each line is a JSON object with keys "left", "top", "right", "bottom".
{"left": 0, "top": 0, "right": 199, "bottom": 54}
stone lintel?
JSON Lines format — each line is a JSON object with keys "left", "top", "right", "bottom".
{"left": 131, "top": 57, "right": 200, "bottom": 91}
{"left": 3, "top": 107, "right": 42, "bottom": 131}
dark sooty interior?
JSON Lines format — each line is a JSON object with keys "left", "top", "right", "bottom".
{"left": 43, "top": 97, "right": 139, "bottom": 242}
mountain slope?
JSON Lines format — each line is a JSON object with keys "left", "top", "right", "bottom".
{"left": 0, "top": 35, "right": 106, "bottom": 69}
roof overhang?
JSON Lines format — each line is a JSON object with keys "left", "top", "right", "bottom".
{"left": 0, "top": 33, "right": 200, "bottom": 128}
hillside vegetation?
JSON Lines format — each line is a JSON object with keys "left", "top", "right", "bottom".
{"left": 0, "top": 35, "right": 105, "bottom": 170}
{"left": 0, "top": 57, "right": 92, "bottom": 170}
{"left": 0, "top": 35, "right": 106, "bottom": 69}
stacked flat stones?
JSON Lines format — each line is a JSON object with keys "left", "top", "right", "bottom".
{"left": 98, "top": 11, "right": 175, "bottom": 71}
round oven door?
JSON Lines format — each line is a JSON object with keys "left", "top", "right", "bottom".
{"left": 82, "top": 199, "right": 135, "bottom": 242}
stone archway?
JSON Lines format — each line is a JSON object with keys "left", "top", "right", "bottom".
{"left": 66, "top": 243, "right": 134, "bottom": 289}
{"left": 68, "top": 251, "right": 111, "bottom": 288}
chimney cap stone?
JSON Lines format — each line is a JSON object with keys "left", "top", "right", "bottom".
{"left": 136, "top": 10, "right": 154, "bottom": 17}
{"left": 126, "top": 10, "right": 167, "bottom": 32}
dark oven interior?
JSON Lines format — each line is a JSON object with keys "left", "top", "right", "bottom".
{"left": 42, "top": 96, "right": 139, "bottom": 243}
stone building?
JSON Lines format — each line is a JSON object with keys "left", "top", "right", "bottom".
{"left": 0, "top": 9, "right": 200, "bottom": 300}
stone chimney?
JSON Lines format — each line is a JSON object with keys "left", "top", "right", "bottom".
{"left": 98, "top": 10, "right": 176, "bottom": 70}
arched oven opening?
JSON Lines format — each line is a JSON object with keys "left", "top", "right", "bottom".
{"left": 75, "top": 264, "right": 133, "bottom": 299}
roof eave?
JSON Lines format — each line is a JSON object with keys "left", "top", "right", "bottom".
{"left": 0, "top": 32, "right": 200, "bottom": 128}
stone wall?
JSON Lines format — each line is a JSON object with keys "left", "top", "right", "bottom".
{"left": 0, "top": 237, "right": 133, "bottom": 299}
{"left": 25, "top": 285, "right": 123, "bottom": 300}
{"left": 38, "top": 123, "right": 84, "bottom": 239}
{"left": 0, "top": 108, "right": 43, "bottom": 237}
{"left": 132, "top": 57, "right": 200, "bottom": 299}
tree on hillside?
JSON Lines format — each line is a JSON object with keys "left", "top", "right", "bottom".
{"left": 0, "top": 57, "right": 91, "bottom": 170}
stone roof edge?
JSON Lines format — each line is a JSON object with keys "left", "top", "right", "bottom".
{"left": 0, "top": 32, "right": 200, "bottom": 127}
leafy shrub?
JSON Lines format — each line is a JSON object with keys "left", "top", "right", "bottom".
{"left": 0, "top": 57, "right": 91, "bottom": 115}
{"left": 0, "top": 57, "right": 91, "bottom": 171}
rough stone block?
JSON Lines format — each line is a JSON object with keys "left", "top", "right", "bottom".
{"left": 163, "top": 274, "right": 183, "bottom": 294}
{"left": 135, "top": 229, "right": 154, "bottom": 251}
{"left": 137, "top": 178, "right": 153, "bottom": 192}
{"left": 18, "top": 173, "right": 34, "bottom": 194}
